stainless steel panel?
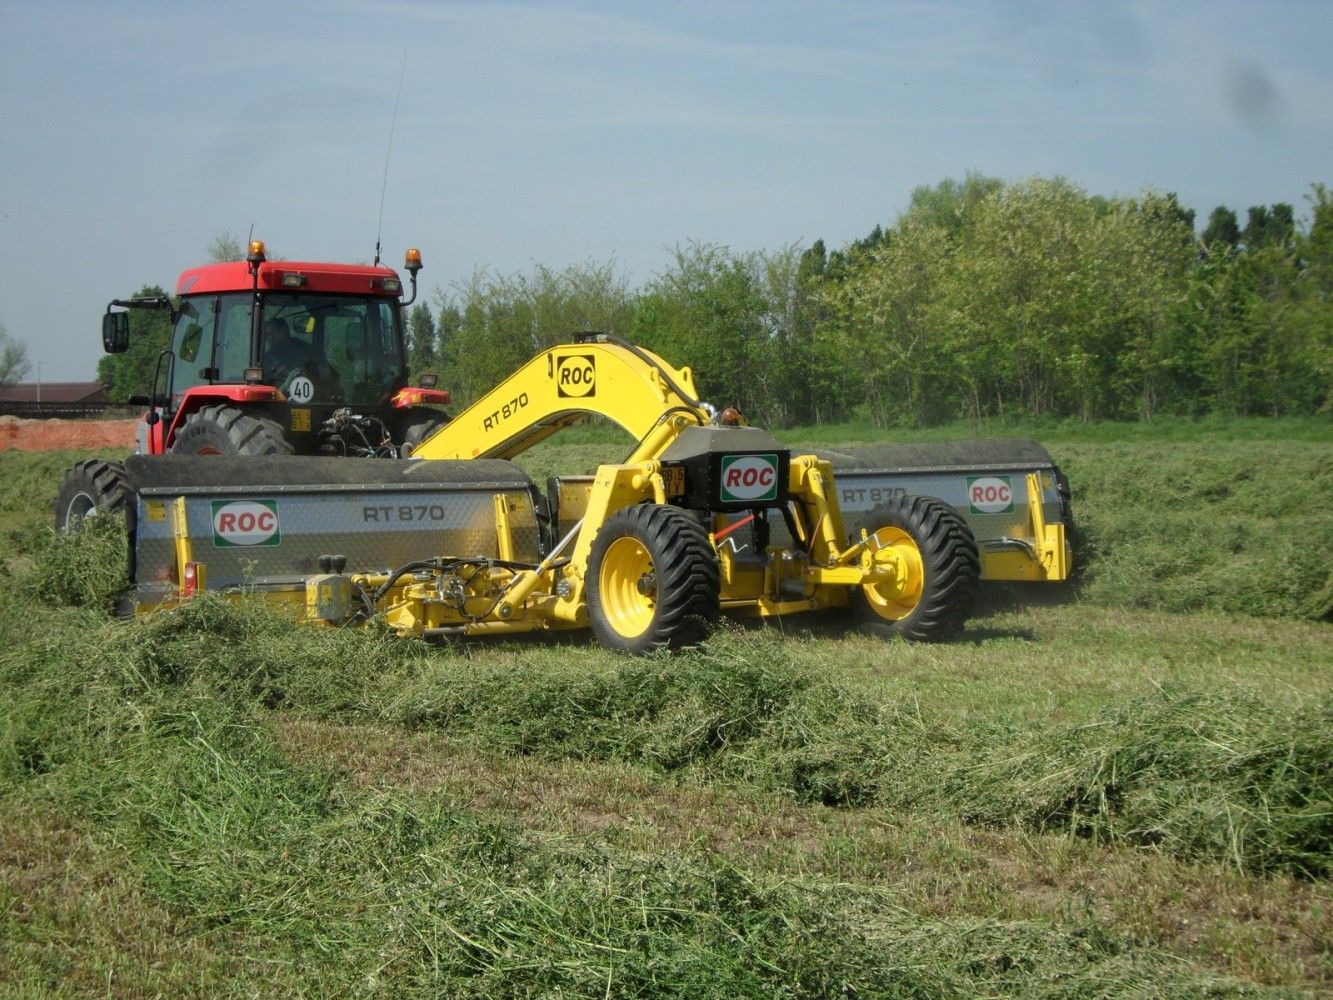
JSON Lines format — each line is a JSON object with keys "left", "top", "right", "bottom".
{"left": 831, "top": 468, "right": 1063, "bottom": 545}
{"left": 134, "top": 485, "right": 539, "bottom": 596}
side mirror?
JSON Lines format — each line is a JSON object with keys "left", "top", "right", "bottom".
{"left": 102, "top": 312, "right": 130, "bottom": 354}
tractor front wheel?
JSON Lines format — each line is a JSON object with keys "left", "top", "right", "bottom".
{"left": 170, "top": 404, "right": 293, "bottom": 457}
{"left": 587, "top": 504, "right": 720, "bottom": 654}
{"left": 54, "top": 458, "right": 131, "bottom": 531}
{"left": 851, "top": 494, "right": 980, "bottom": 642}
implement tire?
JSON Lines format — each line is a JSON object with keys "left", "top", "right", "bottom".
{"left": 851, "top": 494, "right": 979, "bottom": 642}
{"left": 170, "top": 404, "right": 293, "bottom": 457}
{"left": 54, "top": 458, "right": 131, "bottom": 531}
{"left": 587, "top": 504, "right": 720, "bottom": 654}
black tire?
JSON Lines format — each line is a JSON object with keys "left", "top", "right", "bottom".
{"left": 170, "top": 404, "right": 294, "bottom": 457}
{"left": 849, "top": 494, "right": 980, "bottom": 642}
{"left": 396, "top": 407, "right": 450, "bottom": 457}
{"left": 587, "top": 504, "right": 720, "bottom": 654}
{"left": 54, "top": 458, "right": 131, "bottom": 531}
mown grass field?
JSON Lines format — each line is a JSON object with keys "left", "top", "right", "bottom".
{"left": 1, "top": 417, "right": 1330, "bottom": 998}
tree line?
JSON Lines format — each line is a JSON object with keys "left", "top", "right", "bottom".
{"left": 102, "top": 174, "right": 1331, "bottom": 427}
{"left": 410, "top": 175, "right": 1330, "bottom": 427}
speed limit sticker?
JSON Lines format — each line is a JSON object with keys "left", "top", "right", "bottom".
{"left": 287, "top": 375, "right": 315, "bottom": 403}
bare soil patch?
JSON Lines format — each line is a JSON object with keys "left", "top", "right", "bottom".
{"left": 0, "top": 415, "right": 137, "bottom": 452}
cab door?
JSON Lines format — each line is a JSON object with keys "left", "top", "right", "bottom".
{"left": 168, "top": 296, "right": 218, "bottom": 403}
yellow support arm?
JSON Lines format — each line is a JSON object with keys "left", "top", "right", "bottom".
{"left": 1025, "top": 471, "right": 1070, "bottom": 580}
{"left": 411, "top": 337, "right": 711, "bottom": 462}
{"left": 171, "top": 495, "right": 203, "bottom": 597}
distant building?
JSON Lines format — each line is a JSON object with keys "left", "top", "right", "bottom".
{"left": 0, "top": 382, "right": 115, "bottom": 418}
{"left": 0, "top": 382, "right": 110, "bottom": 405}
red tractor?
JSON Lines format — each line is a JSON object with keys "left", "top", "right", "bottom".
{"left": 55, "top": 240, "right": 451, "bottom": 527}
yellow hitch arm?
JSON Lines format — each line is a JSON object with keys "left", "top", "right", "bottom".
{"left": 1025, "top": 472, "right": 1070, "bottom": 580}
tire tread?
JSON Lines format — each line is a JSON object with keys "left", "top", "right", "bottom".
{"left": 172, "top": 404, "right": 294, "bottom": 456}
{"left": 852, "top": 494, "right": 980, "bottom": 642}
{"left": 54, "top": 458, "right": 131, "bottom": 529}
{"left": 588, "top": 504, "right": 720, "bottom": 653}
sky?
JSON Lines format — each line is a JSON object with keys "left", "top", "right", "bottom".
{"left": 2, "top": 0, "right": 1331, "bottom": 382}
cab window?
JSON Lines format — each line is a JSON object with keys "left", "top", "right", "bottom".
{"left": 169, "top": 299, "right": 215, "bottom": 395}
{"left": 264, "top": 294, "right": 406, "bottom": 405}
{"left": 215, "top": 294, "right": 254, "bottom": 381}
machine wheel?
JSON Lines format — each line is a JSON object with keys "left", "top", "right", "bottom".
{"left": 850, "top": 494, "right": 980, "bottom": 642}
{"left": 54, "top": 458, "right": 131, "bottom": 531}
{"left": 397, "top": 407, "right": 450, "bottom": 457}
{"left": 587, "top": 504, "right": 720, "bottom": 654}
{"left": 170, "top": 404, "right": 294, "bottom": 456}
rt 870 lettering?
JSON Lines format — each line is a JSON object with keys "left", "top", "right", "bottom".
{"left": 840, "top": 486, "right": 907, "bottom": 505}
{"left": 482, "top": 393, "right": 530, "bottom": 432}
{"left": 363, "top": 504, "right": 452, "bottom": 523}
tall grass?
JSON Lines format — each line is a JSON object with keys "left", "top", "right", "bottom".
{"left": 19, "top": 510, "right": 127, "bottom": 611}
{"left": 954, "top": 688, "right": 1332, "bottom": 877}
{"left": 0, "top": 449, "right": 109, "bottom": 557}
{"left": 376, "top": 629, "right": 1333, "bottom": 878}
{"left": 1058, "top": 440, "right": 1332, "bottom": 619}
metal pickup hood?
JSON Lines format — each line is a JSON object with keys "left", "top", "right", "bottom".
{"left": 816, "top": 438, "right": 1057, "bottom": 475}
{"left": 125, "top": 455, "right": 533, "bottom": 494}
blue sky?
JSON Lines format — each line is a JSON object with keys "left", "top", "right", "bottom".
{"left": 2, "top": 0, "right": 1330, "bottom": 381}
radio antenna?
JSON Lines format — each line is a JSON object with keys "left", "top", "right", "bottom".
{"left": 374, "top": 51, "right": 408, "bottom": 266}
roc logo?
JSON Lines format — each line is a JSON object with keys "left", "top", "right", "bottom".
{"left": 967, "top": 476, "right": 1013, "bottom": 514}
{"left": 719, "top": 453, "right": 780, "bottom": 504}
{"left": 211, "top": 499, "right": 281, "bottom": 547}
{"left": 556, "top": 354, "right": 596, "bottom": 397}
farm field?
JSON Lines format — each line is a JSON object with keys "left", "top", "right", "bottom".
{"left": 1, "top": 418, "right": 1330, "bottom": 997}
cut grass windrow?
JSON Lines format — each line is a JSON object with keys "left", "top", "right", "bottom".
{"left": 0, "top": 630, "right": 1304, "bottom": 998}
{"left": 7, "top": 586, "right": 1328, "bottom": 881}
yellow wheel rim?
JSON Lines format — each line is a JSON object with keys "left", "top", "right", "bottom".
{"left": 860, "top": 526, "right": 925, "bottom": 621}
{"left": 599, "top": 535, "right": 658, "bottom": 638}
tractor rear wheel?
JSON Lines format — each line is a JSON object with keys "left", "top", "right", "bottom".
{"left": 850, "top": 494, "right": 979, "bottom": 642}
{"left": 54, "top": 458, "right": 131, "bottom": 530}
{"left": 396, "top": 407, "right": 450, "bottom": 457}
{"left": 587, "top": 504, "right": 720, "bottom": 653}
{"left": 170, "top": 404, "right": 293, "bottom": 457}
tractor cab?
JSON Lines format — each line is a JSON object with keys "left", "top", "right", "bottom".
{"left": 103, "top": 242, "right": 449, "bottom": 457}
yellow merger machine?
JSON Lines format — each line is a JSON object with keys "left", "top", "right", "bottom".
{"left": 99, "top": 334, "right": 1070, "bottom": 651}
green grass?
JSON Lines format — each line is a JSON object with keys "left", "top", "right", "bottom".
{"left": 1056, "top": 440, "right": 1332, "bottom": 619}
{"left": 0, "top": 450, "right": 104, "bottom": 558}
{"left": 774, "top": 413, "right": 1333, "bottom": 446}
{"left": 1, "top": 417, "right": 1330, "bottom": 996}
{"left": 3, "top": 597, "right": 1327, "bottom": 996}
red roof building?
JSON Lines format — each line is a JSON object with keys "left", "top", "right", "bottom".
{"left": 0, "top": 382, "right": 110, "bottom": 404}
